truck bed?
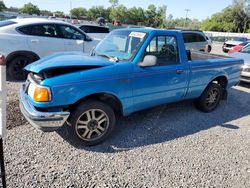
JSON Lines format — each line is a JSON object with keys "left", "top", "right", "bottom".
{"left": 187, "top": 50, "right": 229, "bottom": 61}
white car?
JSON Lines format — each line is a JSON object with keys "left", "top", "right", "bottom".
{"left": 230, "top": 44, "right": 250, "bottom": 83}
{"left": 77, "top": 24, "right": 109, "bottom": 40}
{"left": 0, "top": 18, "right": 100, "bottom": 80}
{"left": 181, "top": 30, "right": 210, "bottom": 52}
{"left": 222, "top": 37, "right": 249, "bottom": 53}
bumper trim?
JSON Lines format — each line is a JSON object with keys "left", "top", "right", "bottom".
{"left": 19, "top": 86, "right": 70, "bottom": 132}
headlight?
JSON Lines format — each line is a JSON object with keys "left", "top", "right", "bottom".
{"left": 28, "top": 82, "right": 51, "bottom": 102}
{"left": 242, "top": 65, "right": 250, "bottom": 72}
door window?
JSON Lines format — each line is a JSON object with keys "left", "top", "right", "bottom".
{"left": 183, "top": 33, "right": 206, "bottom": 43}
{"left": 18, "top": 24, "right": 58, "bottom": 38}
{"left": 58, "top": 25, "right": 84, "bottom": 40}
{"left": 145, "top": 35, "right": 179, "bottom": 66}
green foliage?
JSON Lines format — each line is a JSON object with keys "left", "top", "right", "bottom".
{"left": 87, "top": 6, "right": 110, "bottom": 21}
{"left": 201, "top": 0, "right": 250, "bottom": 33}
{"left": 70, "top": 7, "right": 87, "bottom": 19}
{"left": 0, "top": 0, "right": 6, "bottom": 12}
{"left": 20, "top": 3, "right": 40, "bottom": 15}
{"left": 109, "top": 5, "right": 127, "bottom": 22}
{"left": 54, "top": 11, "right": 64, "bottom": 17}
{"left": 40, "top": 10, "right": 52, "bottom": 16}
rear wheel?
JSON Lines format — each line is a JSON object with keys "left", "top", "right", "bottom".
{"left": 195, "top": 83, "right": 222, "bottom": 112}
{"left": 7, "top": 56, "right": 33, "bottom": 80}
{"left": 67, "top": 100, "right": 116, "bottom": 146}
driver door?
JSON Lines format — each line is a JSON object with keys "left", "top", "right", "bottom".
{"left": 132, "top": 35, "right": 189, "bottom": 112}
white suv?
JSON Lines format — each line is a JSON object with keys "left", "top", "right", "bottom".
{"left": 181, "top": 30, "right": 210, "bottom": 52}
{"left": 0, "top": 18, "right": 100, "bottom": 80}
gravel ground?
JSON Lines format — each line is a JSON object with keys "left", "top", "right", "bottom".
{"left": 3, "top": 44, "right": 250, "bottom": 187}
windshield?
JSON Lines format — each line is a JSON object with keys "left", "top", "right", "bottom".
{"left": 94, "top": 30, "right": 147, "bottom": 61}
{"left": 228, "top": 37, "right": 248, "bottom": 42}
{"left": 240, "top": 43, "right": 250, "bottom": 53}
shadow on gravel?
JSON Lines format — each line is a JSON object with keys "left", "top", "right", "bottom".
{"left": 57, "top": 87, "right": 250, "bottom": 153}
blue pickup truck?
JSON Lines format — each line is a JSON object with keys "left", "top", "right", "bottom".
{"left": 20, "top": 28, "right": 243, "bottom": 146}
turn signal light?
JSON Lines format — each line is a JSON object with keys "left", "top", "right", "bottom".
{"left": 33, "top": 87, "right": 50, "bottom": 102}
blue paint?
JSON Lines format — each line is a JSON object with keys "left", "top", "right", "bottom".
{"left": 24, "top": 28, "right": 243, "bottom": 116}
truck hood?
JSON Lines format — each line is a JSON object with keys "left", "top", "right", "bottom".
{"left": 230, "top": 52, "right": 250, "bottom": 66}
{"left": 25, "top": 52, "right": 114, "bottom": 74}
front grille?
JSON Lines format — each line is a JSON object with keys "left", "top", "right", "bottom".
{"left": 225, "top": 44, "right": 235, "bottom": 48}
{"left": 241, "top": 76, "right": 250, "bottom": 80}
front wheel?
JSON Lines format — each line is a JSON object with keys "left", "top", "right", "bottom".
{"left": 67, "top": 100, "right": 116, "bottom": 146}
{"left": 195, "top": 83, "right": 222, "bottom": 112}
{"left": 7, "top": 56, "right": 33, "bottom": 80}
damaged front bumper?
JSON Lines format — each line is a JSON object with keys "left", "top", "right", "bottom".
{"left": 19, "top": 85, "right": 70, "bottom": 132}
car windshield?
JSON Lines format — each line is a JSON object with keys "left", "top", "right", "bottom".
{"left": 229, "top": 37, "right": 248, "bottom": 42}
{"left": 240, "top": 43, "right": 250, "bottom": 53}
{"left": 94, "top": 30, "right": 147, "bottom": 61}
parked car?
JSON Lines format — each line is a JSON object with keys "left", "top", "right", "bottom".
{"left": 0, "top": 18, "right": 100, "bottom": 80}
{"left": 222, "top": 37, "right": 249, "bottom": 53}
{"left": 181, "top": 30, "right": 211, "bottom": 52}
{"left": 20, "top": 28, "right": 243, "bottom": 146}
{"left": 78, "top": 24, "right": 109, "bottom": 39}
{"left": 205, "top": 35, "right": 213, "bottom": 52}
{"left": 230, "top": 44, "right": 250, "bottom": 83}
{"left": 228, "top": 41, "right": 249, "bottom": 54}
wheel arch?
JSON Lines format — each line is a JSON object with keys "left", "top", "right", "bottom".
{"left": 6, "top": 51, "right": 40, "bottom": 66}
{"left": 210, "top": 75, "right": 228, "bottom": 89}
{"left": 70, "top": 92, "right": 124, "bottom": 115}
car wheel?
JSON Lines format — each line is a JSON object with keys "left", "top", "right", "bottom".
{"left": 7, "top": 56, "right": 32, "bottom": 81}
{"left": 195, "top": 83, "right": 222, "bottom": 112}
{"left": 67, "top": 100, "right": 116, "bottom": 146}
{"left": 207, "top": 45, "right": 212, "bottom": 53}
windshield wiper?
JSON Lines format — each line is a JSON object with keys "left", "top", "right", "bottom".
{"left": 96, "top": 53, "right": 119, "bottom": 62}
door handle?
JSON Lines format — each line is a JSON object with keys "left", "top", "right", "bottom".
{"left": 176, "top": 69, "right": 184, "bottom": 74}
{"left": 30, "top": 39, "right": 39, "bottom": 43}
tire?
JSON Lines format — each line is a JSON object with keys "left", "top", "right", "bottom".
{"left": 67, "top": 100, "right": 116, "bottom": 146}
{"left": 207, "top": 45, "right": 212, "bottom": 53}
{"left": 7, "top": 56, "right": 33, "bottom": 81}
{"left": 195, "top": 83, "right": 222, "bottom": 113}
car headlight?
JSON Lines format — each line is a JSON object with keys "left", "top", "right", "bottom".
{"left": 28, "top": 82, "right": 51, "bottom": 102}
{"left": 242, "top": 65, "right": 250, "bottom": 72}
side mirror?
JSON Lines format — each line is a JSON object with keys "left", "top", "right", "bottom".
{"left": 139, "top": 55, "right": 157, "bottom": 67}
{"left": 85, "top": 35, "right": 92, "bottom": 42}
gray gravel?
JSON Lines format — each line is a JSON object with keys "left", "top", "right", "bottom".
{"left": 3, "top": 44, "right": 250, "bottom": 187}
{"left": 4, "top": 82, "right": 250, "bottom": 188}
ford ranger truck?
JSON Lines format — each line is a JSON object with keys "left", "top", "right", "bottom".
{"left": 19, "top": 29, "right": 243, "bottom": 146}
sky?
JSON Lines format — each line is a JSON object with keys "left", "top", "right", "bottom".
{"left": 4, "top": 0, "right": 233, "bottom": 20}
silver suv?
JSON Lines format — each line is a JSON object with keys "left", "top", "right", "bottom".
{"left": 181, "top": 30, "right": 210, "bottom": 52}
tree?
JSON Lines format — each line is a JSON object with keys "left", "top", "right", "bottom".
{"left": 109, "top": 5, "right": 127, "bottom": 22}
{"left": 126, "top": 7, "right": 145, "bottom": 25}
{"left": 87, "top": 6, "right": 110, "bottom": 21}
{"left": 109, "top": 0, "right": 119, "bottom": 8}
{"left": 54, "top": 11, "right": 64, "bottom": 17}
{"left": 20, "top": 3, "right": 40, "bottom": 15}
{"left": 0, "top": 0, "right": 6, "bottom": 12}
{"left": 144, "top": 5, "right": 157, "bottom": 27}
{"left": 201, "top": 0, "right": 250, "bottom": 33}
{"left": 70, "top": 7, "right": 87, "bottom": 19}
{"left": 40, "top": 10, "right": 52, "bottom": 16}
